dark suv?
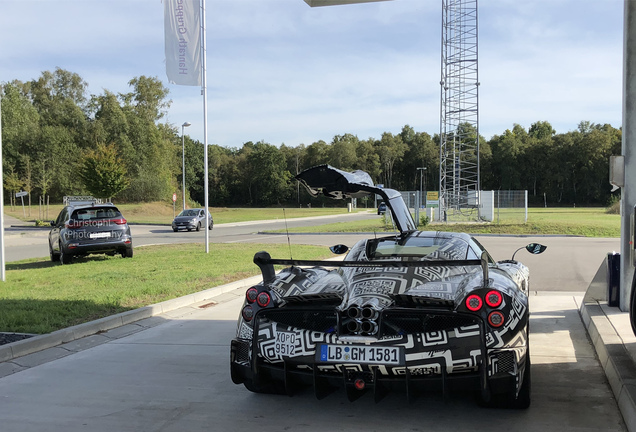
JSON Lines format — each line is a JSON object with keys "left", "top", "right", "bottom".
{"left": 48, "top": 200, "right": 133, "bottom": 264}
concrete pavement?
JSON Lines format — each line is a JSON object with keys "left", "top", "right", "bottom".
{"left": 0, "top": 272, "right": 630, "bottom": 430}
{"left": 0, "top": 286, "right": 627, "bottom": 431}
{"left": 580, "top": 261, "right": 636, "bottom": 432}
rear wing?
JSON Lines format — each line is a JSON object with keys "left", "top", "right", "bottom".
{"left": 254, "top": 251, "right": 489, "bottom": 284}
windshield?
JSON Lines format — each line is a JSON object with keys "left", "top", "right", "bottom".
{"left": 178, "top": 210, "right": 199, "bottom": 217}
{"left": 369, "top": 234, "right": 472, "bottom": 261}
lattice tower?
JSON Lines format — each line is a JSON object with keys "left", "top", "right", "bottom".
{"left": 439, "top": 0, "right": 480, "bottom": 221}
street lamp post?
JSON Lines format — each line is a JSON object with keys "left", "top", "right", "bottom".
{"left": 417, "top": 167, "right": 427, "bottom": 224}
{"left": 181, "top": 121, "right": 191, "bottom": 211}
{"left": 418, "top": 167, "right": 427, "bottom": 205}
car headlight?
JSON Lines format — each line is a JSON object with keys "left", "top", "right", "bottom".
{"left": 190, "top": 218, "right": 196, "bottom": 223}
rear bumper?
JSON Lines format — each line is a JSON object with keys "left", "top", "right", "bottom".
{"left": 230, "top": 338, "right": 517, "bottom": 401}
{"left": 65, "top": 237, "right": 132, "bottom": 255}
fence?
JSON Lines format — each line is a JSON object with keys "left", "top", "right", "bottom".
{"left": 483, "top": 190, "right": 528, "bottom": 224}
{"left": 395, "top": 190, "right": 528, "bottom": 224}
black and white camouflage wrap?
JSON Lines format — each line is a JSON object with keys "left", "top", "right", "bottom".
{"left": 232, "top": 231, "right": 532, "bottom": 398}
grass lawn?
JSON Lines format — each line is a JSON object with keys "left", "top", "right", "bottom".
{"left": 0, "top": 243, "right": 333, "bottom": 334}
{"left": 5, "top": 202, "right": 359, "bottom": 225}
{"left": 0, "top": 205, "right": 619, "bottom": 335}
{"left": 272, "top": 207, "right": 620, "bottom": 238}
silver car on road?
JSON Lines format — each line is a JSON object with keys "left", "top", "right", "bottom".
{"left": 171, "top": 208, "right": 214, "bottom": 232}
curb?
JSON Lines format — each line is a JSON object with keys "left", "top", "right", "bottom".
{"left": 0, "top": 275, "right": 262, "bottom": 363}
{"left": 579, "top": 300, "right": 636, "bottom": 432}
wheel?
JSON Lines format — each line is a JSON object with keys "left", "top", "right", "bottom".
{"left": 121, "top": 247, "right": 133, "bottom": 258}
{"left": 479, "top": 348, "right": 531, "bottom": 409}
{"left": 208, "top": 222, "right": 214, "bottom": 230}
{"left": 509, "top": 350, "right": 531, "bottom": 409}
{"left": 49, "top": 242, "right": 59, "bottom": 262}
{"left": 59, "top": 245, "right": 72, "bottom": 265}
{"left": 187, "top": 228, "right": 192, "bottom": 232}
{"left": 196, "top": 222, "right": 201, "bottom": 232}
{"left": 173, "top": 228, "right": 178, "bottom": 232}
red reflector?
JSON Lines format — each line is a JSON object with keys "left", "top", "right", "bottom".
{"left": 354, "top": 379, "right": 365, "bottom": 391}
{"left": 466, "top": 294, "right": 482, "bottom": 312}
{"left": 257, "top": 291, "right": 271, "bottom": 307}
{"left": 485, "top": 290, "right": 503, "bottom": 308}
{"left": 246, "top": 287, "right": 258, "bottom": 304}
{"left": 488, "top": 311, "right": 505, "bottom": 327}
{"left": 242, "top": 305, "right": 254, "bottom": 322}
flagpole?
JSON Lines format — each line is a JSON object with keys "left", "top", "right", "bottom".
{"left": 202, "top": 0, "right": 209, "bottom": 253}
{"left": 0, "top": 87, "right": 5, "bottom": 281}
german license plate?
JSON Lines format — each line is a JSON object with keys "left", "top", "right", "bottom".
{"left": 89, "top": 232, "right": 111, "bottom": 239}
{"left": 317, "top": 344, "right": 403, "bottom": 365}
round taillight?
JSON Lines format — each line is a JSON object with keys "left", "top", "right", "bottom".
{"left": 466, "top": 294, "right": 483, "bottom": 312}
{"left": 246, "top": 287, "right": 258, "bottom": 304}
{"left": 354, "top": 378, "right": 366, "bottom": 391}
{"left": 485, "top": 290, "right": 503, "bottom": 308}
{"left": 488, "top": 311, "right": 505, "bottom": 327}
{"left": 257, "top": 291, "right": 271, "bottom": 307}
{"left": 242, "top": 305, "right": 254, "bottom": 322}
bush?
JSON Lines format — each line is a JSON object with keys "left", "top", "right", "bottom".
{"left": 419, "top": 215, "right": 430, "bottom": 227}
{"left": 606, "top": 194, "right": 620, "bottom": 214}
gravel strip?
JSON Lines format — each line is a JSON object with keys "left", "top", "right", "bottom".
{"left": 0, "top": 333, "right": 34, "bottom": 346}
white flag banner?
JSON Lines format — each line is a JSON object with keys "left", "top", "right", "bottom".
{"left": 164, "top": 0, "right": 202, "bottom": 86}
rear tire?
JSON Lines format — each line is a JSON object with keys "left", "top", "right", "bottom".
{"left": 479, "top": 349, "right": 531, "bottom": 409}
{"left": 509, "top": 351, "right": 531, "bottom": 409}
{"left": 49, "top": 242, "right": 59, "bottom": 262}
{"left": 122, "top": 248, "right": 133, "bottom": 258}
{"left": 59, "top": 246, "right": 72, "bottom": 265}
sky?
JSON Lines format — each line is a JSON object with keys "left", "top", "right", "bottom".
{"left": 0, "top": 0, "right": 624, "bottom": 148}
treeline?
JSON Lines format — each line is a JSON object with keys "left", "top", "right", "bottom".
{"left": 0, "top": 69, "right": 621, "bottom": 208}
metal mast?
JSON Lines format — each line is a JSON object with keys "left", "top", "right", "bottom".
{"left": 439, "top": 0, "right": 480, "bottom": 221}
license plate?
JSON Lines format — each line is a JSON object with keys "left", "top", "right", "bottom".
{"left": 317, "top": 344, "right": 403, "bottom": 365}
{"left": 89, "top": 232, "right": 111, "bottom": 239}
{"left": 274, "top": 331, "right": 296, "bottom": 356}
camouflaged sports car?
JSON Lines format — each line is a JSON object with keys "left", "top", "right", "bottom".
{"left": 230, "top": 165, "right": 546, "bottom": 408}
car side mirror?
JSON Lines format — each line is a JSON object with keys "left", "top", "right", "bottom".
{"left": 50, "top": 221, "right": 55, "bottom": 227}
{"left": 330, "top": 244, "right": 349, "bottom": 255}
{"left": 526, "top": 243, "right": 547, "bottom": 255}
{"left": 511, "top": 243, "right": 547, "bottom": 260}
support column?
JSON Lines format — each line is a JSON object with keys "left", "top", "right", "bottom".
{"left": 620, "top": 0, "right": 636, "bottom": 310}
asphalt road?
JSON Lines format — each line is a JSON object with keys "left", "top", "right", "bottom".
{"left": 3, "top": 212, "right": 619, "bottom": 292}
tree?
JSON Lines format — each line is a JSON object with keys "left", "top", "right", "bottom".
{"left": 304, "top": 140, "right": 329, "bottom": 169}
{"left": 4, "top": 167, "right": 22, "bottom": 208}
{"left": 246, "top": 141, "right": 291, "bottom": 206}
{"left": 328, "top": 134, "right": 359, "bottom": 171}
{"left": 375, "top": 132, "right": 407, "bottom": 188}
{"left": 80, "top": 143, "right": 130, "bottom": 198}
